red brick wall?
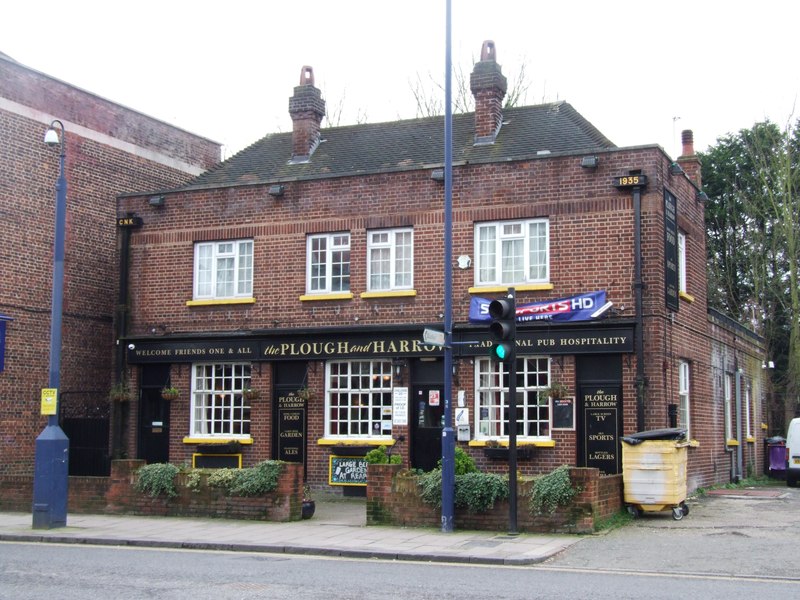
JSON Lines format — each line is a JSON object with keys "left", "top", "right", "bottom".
{"left": 366, "top": 464, "right": 622, "bottom": 534}
{"left": 0, "top": 460, "right": 303, "bottom": 521}
{"left": 0, "top": 56, "right": 221, "bottom": 476}
{"left": 116, "top": 135, "right": 764, "bottom": 492}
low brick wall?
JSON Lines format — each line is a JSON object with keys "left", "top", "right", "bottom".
{"left": 0, "top": 474, "right": 109, "bottom": 513}
{"left": 106, "top": 460, "right": 303, "bottom": 521}
{"left": 367, "top": 464, "right": 623, "bottom": 534}
{"left": 1, "top": 460, "right": 304, "bottom": 522}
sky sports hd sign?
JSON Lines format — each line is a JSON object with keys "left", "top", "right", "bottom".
{"left": 469, "top": 291, "right": 607, "bottom": 323}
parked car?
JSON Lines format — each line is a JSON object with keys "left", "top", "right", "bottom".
{"left": 786, "top": 418, "right": 800, "bottom": 487}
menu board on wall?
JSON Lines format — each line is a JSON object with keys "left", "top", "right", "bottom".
{"left": 277, "top": 394, "right": 306, "bottom": 463}
{"left": 552, "top": 396, "right": 575, "bottom": 430}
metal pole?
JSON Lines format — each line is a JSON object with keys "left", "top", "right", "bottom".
{"left": 32, "top": 120, "right": 70, "bottom": 529}
{"left": 507, "top": 288, "right": 518, "bottom": 534}
{"left": 440, "top": 0, "right": 455, "bottom": 533}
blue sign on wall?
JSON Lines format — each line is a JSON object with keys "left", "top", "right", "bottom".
{"left": 0, "top": 315, "right": 12, "bottom": 373}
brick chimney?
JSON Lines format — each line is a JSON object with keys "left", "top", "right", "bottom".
{"left": 289, "top": 66, "right": 326, "bottom": 162}
{"left": 676, "top": 129, "right": 702, "bottom": 189}
{"left": 470, "top": 40, "right": 507, "bottom": 144}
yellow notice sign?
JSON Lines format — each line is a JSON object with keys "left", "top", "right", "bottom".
{"left": 41, "top": 388, "right": 57, "bottom": 415}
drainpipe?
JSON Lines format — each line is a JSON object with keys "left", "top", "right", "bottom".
{"left": 633, "top": 183, "right": 646, "bottom": 431}
{"left": 113, "top": 215, "right": 135, "bottom": 457}
{"left": 735, "top": 366, "right": 743, "bottom": 482}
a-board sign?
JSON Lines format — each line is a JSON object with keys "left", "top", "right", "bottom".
{"left": 552, "top": 396, "right": 575, "bottom": 430}
{"left": 329, "top": 455, "right": 368, "bottom": 486}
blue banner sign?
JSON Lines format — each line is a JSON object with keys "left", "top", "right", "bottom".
{"left": 469, "top": 291, "right": 607, "bottom": 323}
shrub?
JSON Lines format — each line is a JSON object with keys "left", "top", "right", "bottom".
{"left": 207, "top": 461, "right": 284, "bottom": 496}
{"left": 365, "top": 445, "right": 402, "bottom": 465}
{"left": 418, "top": 468, "right": 509, "bottom": 513}
{"left": 455, "top": 472, "right": 508, "bottom": 513}
{"left": 529, "top": 465, "right": 580, "bottom": 515}
{"left": 437, "top": 446, "right": 478, "bottom": 475}
{"left": 135, "top": 463, "right": 179, "bottom": 498}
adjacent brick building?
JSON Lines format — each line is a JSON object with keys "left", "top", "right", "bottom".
{"left": 0, "top": 51, "right": 221, "bottom": 477}
{"left": 114, "top": 41, "right": 765, "bottom": 495}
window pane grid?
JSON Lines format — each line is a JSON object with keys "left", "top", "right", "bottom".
{"left": 326, "top": 361, "right": 392, "bottom": 438}
{"left": 194, "top": 240, "right": 253, "bottom": 300}
{"left": 476, "top": 357, "right": 550, "bottom": 439}
{"left": 309, "top": 233, "right": 350, "bottom": 293}
{"left": 191, "top": 363, "right": 251, "bottom": 436}
{"left": 367, "top": 228, "right": 414, "bottom": 291}
{"left": 476, "top": 219, "right": 549, "bottom": 286}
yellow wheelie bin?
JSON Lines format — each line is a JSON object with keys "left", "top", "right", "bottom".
{"left": 621, "top": 428, "right": 689, "bottom": 520}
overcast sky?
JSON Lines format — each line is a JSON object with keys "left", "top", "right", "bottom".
{"left": 4, "top": 1, "right": 799, "bottom": 161}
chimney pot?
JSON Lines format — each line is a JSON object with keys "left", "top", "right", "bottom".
{"left": 470, "top": 40, "right": 507, "bottom": 144}
{"left": 289, "top": 66, "right": 326, "bottom": 161}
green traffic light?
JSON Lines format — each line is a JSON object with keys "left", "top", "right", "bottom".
{"left": 494, "top": 344, "right": 508, "bottom": 360}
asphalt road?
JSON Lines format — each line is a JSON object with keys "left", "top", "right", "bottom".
{"left": 547, "top": 482, "right": 800, "bottom": 580}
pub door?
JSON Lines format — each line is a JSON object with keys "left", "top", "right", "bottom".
{"left": 137, "top": 364, "right": 171, "bottom": 464}
{"left": 410, "top": 358, "right": 444, "bottom": 472}
{"left": 576, "top": 355, "right": 623, "bottom": 475}
{"left": 272, "top": 361, "right": 309, "bottom": 480}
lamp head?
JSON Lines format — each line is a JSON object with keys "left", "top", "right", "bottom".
{"left": 44, "top": 127, "right": 60, "bottom": 147}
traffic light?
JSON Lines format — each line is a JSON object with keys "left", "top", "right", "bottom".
{"left": 488, "top": 293, "right": 516, "bottom": 363}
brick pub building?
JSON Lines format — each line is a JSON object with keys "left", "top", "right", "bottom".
{"left": 117, "top": 42, "right": 765, "bottom": 495}
{"left": 0, "top": 51, "right": 220, "bottom": 480}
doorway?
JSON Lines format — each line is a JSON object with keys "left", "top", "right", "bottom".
{"left": 410, "top": 358, "right": 444, "bottom": 472}
{"left": 272, "top": 361, "right": 309, "bottom": 479}
{"left": 137, "top": 364, "right": 171, "bottom": 464}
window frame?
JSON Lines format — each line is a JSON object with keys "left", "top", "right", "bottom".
{"left": 724, "top": 372, "right": 734, "bottom": 441}
{"left": 190, "top": 362, "right": 252, "bottom": 438}
{"left": 193, "top": 239, "right": 254, "bottom": 300}
{"left": 474, "top": 356, "right": 551, "bottom": 441}
{"left": 474, "top": 219, "right": 549, "bottom": 286}
{"left": 306, "top": 232, "right": 351, "bottom": 294}
{"left": 678, "top": 361, "right": 691, "bottom": 438}
{"left": 678, "top": 231, "right": 687, "bottom": 293}
{"left": 324, "top": 360, "right": 394, "bottom": 439}
{"left": 366, "top": 227, "right": 414, "bottom": 292}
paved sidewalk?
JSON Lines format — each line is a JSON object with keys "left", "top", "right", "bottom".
{"left": 0, "top": 501, "right": 582, "bottom": 566}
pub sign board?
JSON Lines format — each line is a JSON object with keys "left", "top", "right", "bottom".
{"left": 664, "top": 190, "right": 679, "bottom": 311}
{"left": 126, "top": 326, "right": 635, "bottom": 364}
{"left": 276, "top": 393, "right": 306, "bottom": 463}
{"left": 582, "top": 385, "right": 622, "bottom": 475}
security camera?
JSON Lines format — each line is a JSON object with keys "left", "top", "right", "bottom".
{"left": 127, "top": 343, "right": 135, "bottom": 350}
{"left": 591, "top": 301, "right": 614, "bottom": 319}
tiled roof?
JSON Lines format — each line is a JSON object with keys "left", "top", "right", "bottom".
{"left": 185, "top": 101, "right": 615, "bottom": 190}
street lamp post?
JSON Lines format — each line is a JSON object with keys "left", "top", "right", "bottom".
{"left": 32, "top": 119, "right": 70, "bottom": 529}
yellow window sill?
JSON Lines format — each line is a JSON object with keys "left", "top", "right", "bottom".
{"left": 689, "top": 439, "right": 700, "bottom": 447}
{"left": 317, "top": 438, "right": 395, "bottom": 446}
{"left": 469, "top": 283, "right": 553, "bottom": 294}
{"left": 360, "top": 290, "right": 417, "bottom": 299}
{"left": 182, "top": 437, "right": 253, "bottom": 445}
{"left": 679, "top": 291, "right": 695, "bottom": 303}
{"left": 726, "top": 439, "right": 740, "bottom": 447}
{"left": 468, "top": 439, "right": 555, "bottom": 448}
{"left": 299, "top": 292, "right": 354, "bottom": 302}
{"left": 746, "top": 436, "right": 756, "bottom": 443}
{"left": 186, "top": 297, "right": 256, "bottom": 307}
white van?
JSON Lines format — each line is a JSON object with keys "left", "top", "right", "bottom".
{"left": 787, "top": 417, "right": 800, "bottom": 487}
